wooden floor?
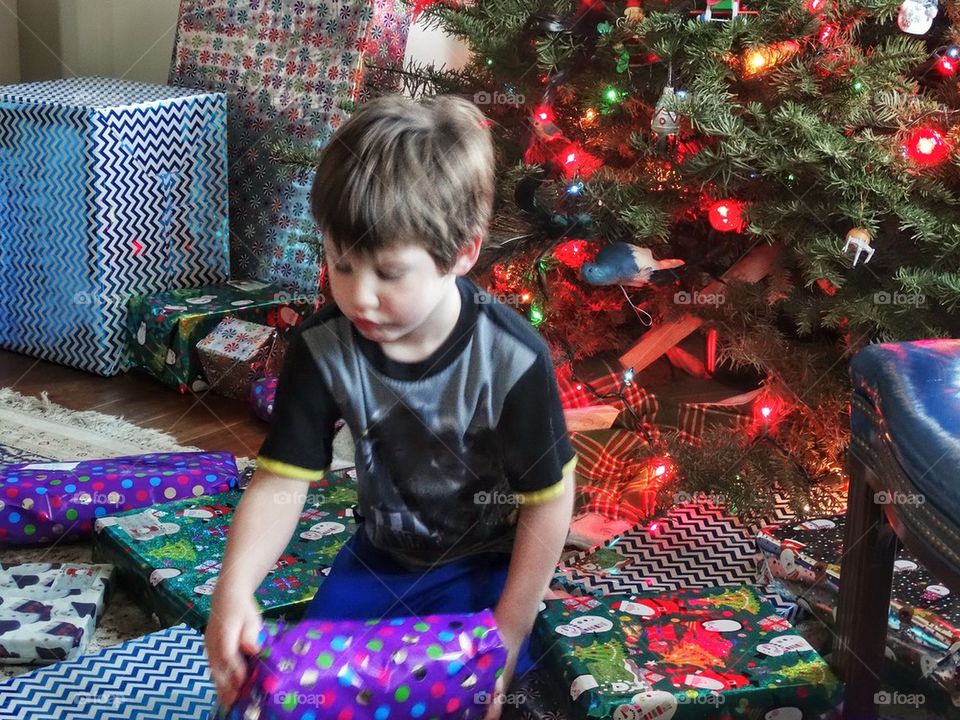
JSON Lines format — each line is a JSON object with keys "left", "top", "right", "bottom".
{"left": 0, "top": 349, "right": 268, "bottom": 459}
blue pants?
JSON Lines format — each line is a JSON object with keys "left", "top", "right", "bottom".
{"left": 304, "top": 528, "right": 537, "bottom": 676}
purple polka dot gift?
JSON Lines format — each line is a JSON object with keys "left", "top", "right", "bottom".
{"left": 249, "top": 375, "right": 279, "bottom": 423}
{"left": 0, "top": 451, "right": 240, "bottom": 545}
{"left": 219, "top": 610, "right": 506, "bottom": 720}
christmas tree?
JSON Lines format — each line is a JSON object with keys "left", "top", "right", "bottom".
{"left": 281, "top": 0, "right": 960, "bottom": 517}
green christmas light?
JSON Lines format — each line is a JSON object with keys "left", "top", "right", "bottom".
{"left": 852, "top": 79, "right": 863, "bottom": 93}
{"left": 604, "top": 86, "right": 622, "bottom": 104}
{"left": 529, "top": 305, "right": 544, "bottom": 325}
{"left": 485, "top": 57, "right": 494, "bottom": 67}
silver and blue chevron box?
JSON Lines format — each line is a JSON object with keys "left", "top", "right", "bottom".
{"left": 0, "top": 77, "right": 230, "bottom": 376}
{"left": 0, "top": 623, "right": 216, "bottom": 719}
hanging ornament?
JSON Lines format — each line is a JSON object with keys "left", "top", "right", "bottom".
{"left": 699, "top": 0, "right": 740, "bottom": 22}
{"left": 843, "top": 227, "right": 874, "bottom": 266}
{"left": 708, "top": 199, "right": 748, "bottom": 232}
{"left": 902, "top": 126, "right": 951, "bottom": 166}
{"left": 624, "top": 0, "right": 645, "bottom": 24}
{"left": 897, "top": 0, "right": 938, "bottom": 34}
{"left": 651, "top": 86, "right": 682, "bottom": 139}
{"left": 580, "top": 242, "right": 685, "bottom": 286}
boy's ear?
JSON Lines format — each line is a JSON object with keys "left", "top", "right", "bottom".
{"left": 450, "top": 235, "right": 483, "bottom": 276}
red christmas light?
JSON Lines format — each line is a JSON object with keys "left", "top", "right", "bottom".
{"left": 818, "top": 22, "right": 838, "bottom": 45}
{"left": 904, "top": 127, "right": 951, "bottom": 166}
{"left": 806, "top": 0, "right": 828, "bottom": 12}
{"left": 553, "top": 239, "right": 592, "bottom": 269}
{"left": 557, "top": 143, "right": 602, "bottom": 180}
{"left": 753, "top": 394, "right": 786, "bottom": 432}
{"left": 708, "top": 199, "right": 748, "bottom": 232}
{"left": 935, "top": 56, "right": 958, "bottom": 76}
{"left": 534, "top": 105, "right": 554, "bottom": 123}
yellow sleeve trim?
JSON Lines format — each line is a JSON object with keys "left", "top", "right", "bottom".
{"left": 256, "top": 456, "right": 327, "bottom": 482}
{"left": 517, "top": 456, "right": 578, "bottom": 505}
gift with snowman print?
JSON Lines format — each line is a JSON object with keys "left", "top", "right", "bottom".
{"left": 532, "top": 585, "right": 841, "bottom": 719}
{"left": 92, "top": 470, "right": 358, "bottom": 629}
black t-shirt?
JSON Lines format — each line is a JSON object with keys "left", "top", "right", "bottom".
{"left": 258, "top": 277, "right": 576, "bottom": 568}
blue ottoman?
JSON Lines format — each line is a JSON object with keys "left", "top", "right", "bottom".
{"left": 837, "top": 340, "right": 960, "bottom": 719}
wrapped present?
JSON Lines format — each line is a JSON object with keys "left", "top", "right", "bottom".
{"left": 757, "top": 514, "right": 960, "bottom": 705}
{"left": 0, "top": 451, "right": 239, "bottom": 546}
{"left": 169, "top": 0, "right": 412, "bottom": 291}
{"left": 127, "top": 281, "right": 317, "bottom": 393}
{"left": 557, "top": 356, "right": 660, "bottom": 429}
{"left": 249, "top": 375, "right": 278, "bottom": 423}
{"left": 0, "top": 623, "right": 215, "bottom": 719}
{"left": 0, "top": 77, "right": 229, "bottom": 376}
{"left": 219, "top": 611, "right": 506, "bottom": 720}
{"left": 0, "top": 562, "right": 112, "bottom": 665}
{"left": 756, "top": 514, "right": 960, "bottom": 650}
{"left": 570, "top": 429, "right": 670, "bottom": 523}
{"left": 557, "top": 501, "right": 761, "bottom": 597}
{"left": 196, "top": 317, "right": 283, "bottom": 399}
{"left": 534, "top": 585, "right": 842, "bottom": 719}
{"left": 91, "top": 472, "right": 358, "bottom": 629}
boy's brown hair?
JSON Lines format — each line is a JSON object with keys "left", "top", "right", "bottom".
{"left": 311, "top": 94, "right": 495, "bottom": 272}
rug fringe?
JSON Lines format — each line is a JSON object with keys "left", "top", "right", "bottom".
{"left": 0, "top": 387, "right": 253, "bottom": 471}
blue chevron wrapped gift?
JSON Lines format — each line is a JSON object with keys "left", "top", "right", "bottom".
{"left": 0, "top": 623, "right": 215, "bottom": 720}
{"left": 0, "top": 77, "right": 229, "bottom": 376}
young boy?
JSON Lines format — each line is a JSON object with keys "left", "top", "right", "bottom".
{"left": 205, "top": 95, "right": 577, "bottom": 718}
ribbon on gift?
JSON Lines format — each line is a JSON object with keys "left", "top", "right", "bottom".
{"left": 219, "top": 611, "right": 506, "bottom": 720}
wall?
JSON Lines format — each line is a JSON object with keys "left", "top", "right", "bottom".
{"left": 17, "top": 0, "right": 180, "bottom": 83}
{"left": 13, "top": 0, "right": 468, "bottom": 85}
{"left": 0, "top": 0, "right": 21, "bottom": 84}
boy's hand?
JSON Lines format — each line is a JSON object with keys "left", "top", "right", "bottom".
{"left": 484, "top": 616, "right": 523, "bottom": 720}
{"left": 205, "top": 590, "right": 263, "bottom": 708}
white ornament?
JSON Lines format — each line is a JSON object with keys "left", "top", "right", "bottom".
{"left": 898, "top": 0, "right": 938, "bottom": 34}
{"left": 651, "top": 87, "right": 681, "bottom": 138}
{"left": 843, "top": 227, "right": 875, "bottom": 266}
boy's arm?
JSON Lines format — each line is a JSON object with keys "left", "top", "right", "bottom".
{"left": 216, "top": 467, "right": 312, "bottom": 595}
{"left": 492, "top": 461, "right": 576, "bottom": 697}
{"left": 207, "top": 468, "right": 313, "bottom": 707}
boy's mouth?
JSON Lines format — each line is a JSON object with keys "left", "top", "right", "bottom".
{"left": 353, "top": 318, "right": 382, "bottom": 334}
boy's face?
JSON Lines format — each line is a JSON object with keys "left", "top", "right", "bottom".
{"left": 325, "top": 240, "right": 469, "bottom": 347}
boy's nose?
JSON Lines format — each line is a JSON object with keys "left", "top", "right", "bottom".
{"left": 351, "top": 277, "right": 380, "bottom": 311}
